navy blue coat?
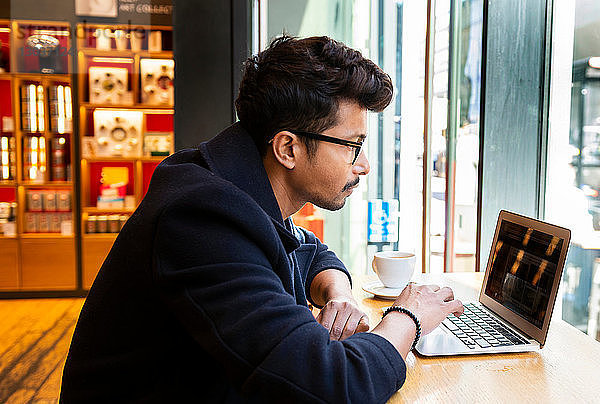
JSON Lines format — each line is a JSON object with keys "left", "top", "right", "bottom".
{"left": 61, "top": 123, "right": 406, "bottom": 403}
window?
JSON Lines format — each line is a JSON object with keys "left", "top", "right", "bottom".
{"left": 547, "top": 0, "right": 600, "bottom": 342}
{"left": 257, "top": 0, "right": 483, "bottom": 275}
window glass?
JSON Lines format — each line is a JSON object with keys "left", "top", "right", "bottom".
{"left": 264, "top": 0, "right": 483, "bottom": 276}
{"left": 547, "top": 0, "right": 600, "bottom": 342}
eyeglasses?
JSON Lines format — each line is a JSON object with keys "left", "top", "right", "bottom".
{"left": 288, "top": 130, "right": 364, "bottom": 165}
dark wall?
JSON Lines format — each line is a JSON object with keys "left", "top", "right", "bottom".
{"left": 173, "top": 0, "right": 250, "bottom": 150}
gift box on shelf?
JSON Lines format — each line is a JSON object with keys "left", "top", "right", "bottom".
{"left": 23, "top": 188, "right": 72, "bottom": 234}
{"left": 48, "top": 83, "right": 73, "bottom": 134}
{"left": 96, "top": 166, "right": 129, "bottom": 209}
{"left": 140, "top": 59, "right": 174, "bottom": 106}
{"left": 89, "top": 66, "right": 133, "bottom": 105}
{"left": 91, "top": 109, "right": 143, "bottom": 158}
{"left": 0, "top": 187, "right": 17, "bottom": 237}
{"left": 22, "top": 135, "right": 47, "bottom": 182}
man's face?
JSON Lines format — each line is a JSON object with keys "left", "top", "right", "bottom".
{"left": 297, "top": 101, "right": 370, "bottom": 211}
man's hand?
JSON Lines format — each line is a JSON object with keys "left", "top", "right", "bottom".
{"left": 315, "top": 296, "right": 370, "bottom": 340}
{"left": 392, "top": 283, "right": 463, "bottom": 335}
{"left": 310, "top": 269, "right": 370, "bottom": 340}
{"left": 371, "top": 282, "right": 463, "bottom": 359}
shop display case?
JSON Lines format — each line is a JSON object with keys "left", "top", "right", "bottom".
{"left": 0, "top": 20, "right": 76, "bottom": 291}
{"left": 0, "top": 20, "right": 174, "bottom": 294}
{"left": 77, "top": 23, "right": 174, "bottom": 289}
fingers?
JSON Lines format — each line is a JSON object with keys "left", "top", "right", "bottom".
{"left": 356, "top": 315, "right": 370, "bottom": 333}
{"left": 315, "top": 306, "right": 337, "bottom": 336}
{"left": 338, "top": 313, "right": 368, "bottom": 340}
{"left": 330, "top": 310, "right": 349, "bottom": 340}
{"left": 446, "top": 299, "right": 464, "bottom": 316}
{"left": 436, "top": 286, "right": 455, "bottom": 302}
{"left": 316, "top": 300, "right": 370, "bottom": 341}
{"left": 435, "top": 287, "right": 462, "bottom": 315}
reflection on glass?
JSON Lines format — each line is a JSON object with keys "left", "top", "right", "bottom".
{"left": 485, "top": 220, "right": 563, "bottom": 329}
{"left": 429, "top": 0, "right": 482, "bottom": 273}
{"left": 263, "top": 0, "right": 483, "bottom": 275}
{"left": 264, "top": 0, "right": 371, "bottom": 273}
{"left": 547, "top": 0, "right": 600, "bottom": 342}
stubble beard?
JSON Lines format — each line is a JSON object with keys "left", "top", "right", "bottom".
{"left": 310, "top": 178, "right": 359, "bottom": 212}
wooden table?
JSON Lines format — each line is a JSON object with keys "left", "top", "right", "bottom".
{"left": 354, "top": 272, "right": 600, "bottom": 403}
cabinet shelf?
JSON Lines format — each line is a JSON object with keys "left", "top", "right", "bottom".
{"left": 141, "top": 157, "right": 168, "bottom": 162}
{"left": 80, "top": 103, "right": 174, "bottom": 110}
{"left": 83, "top": 156, "right": 169, "bottom": 163}
{"left": 80, "top": 48, "right": 173, "bottom": 58}
{"left": 12, "top": 73, "right": 71, "bottom": 81}
{"left": 83, "top": 207, "right": 134, "bottom": 214}
{"left": 20, "top": 233, "right": 74, "bottom": 239}
{"left": 82, "top": 157, "right": 138, "bottom": 162}
{"left": 20, "top": 182, "right": 73, "bottom": 188}
{"left": 83, "top": 233, "right": 119, "bottom": 239}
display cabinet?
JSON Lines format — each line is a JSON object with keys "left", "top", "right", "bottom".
{"left": 0, "top": 20, "right": 18, "bottom": 289}
{"left": 0, "top": 20, "right": 76, "bottom": 291}
{"left": 0, "top": 19, "right": 174, "bottom": 294}
{"left": 76, "top": 23, "right": 174, "bottom": 289}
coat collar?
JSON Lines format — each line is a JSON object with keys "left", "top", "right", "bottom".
{"left": 199, "top": 122, "right": 300, "bottom": 253}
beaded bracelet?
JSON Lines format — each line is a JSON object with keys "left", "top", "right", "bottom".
{"left": 382, "top": 306, "right": 422, "bottom": 350}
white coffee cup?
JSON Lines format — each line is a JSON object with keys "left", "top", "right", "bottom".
{"left": 372, "top": 251, "right": 416, "bottom": 289}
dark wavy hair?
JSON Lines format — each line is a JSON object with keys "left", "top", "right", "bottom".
{"left": 235, "top": 35, "right": 393, "bottom": 157}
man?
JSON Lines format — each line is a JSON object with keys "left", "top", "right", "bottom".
{"left": 61, "top": 36, "right": 463, "bottom": 403}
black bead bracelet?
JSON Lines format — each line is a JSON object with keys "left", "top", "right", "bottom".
{"left": 382, "top": 306, "right": 422, "bottom": 350}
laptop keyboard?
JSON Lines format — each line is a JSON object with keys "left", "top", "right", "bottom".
{"left": 442, "top": 303, "right": 529, "bottom": 349}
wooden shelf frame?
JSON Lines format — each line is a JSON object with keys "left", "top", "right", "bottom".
{"left": 0, "top": 19, "right": 175, "bottom": 295}
{"left": 76, "top": 23, "right": 174, "bottom": 289}
{"left": 0, "top": 20, "right": 77, "bottom": 292}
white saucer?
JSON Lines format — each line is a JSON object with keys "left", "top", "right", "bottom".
{"left": 361, "top": 280, "right": 403, "bottom": 300}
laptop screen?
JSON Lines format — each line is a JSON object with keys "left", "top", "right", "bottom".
{"left": 484, "top": 219, "right": 565, "bottom": 329}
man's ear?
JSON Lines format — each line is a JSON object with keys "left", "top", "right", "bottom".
{"left": 270, "top": 131, "right": 299, "bottom": 170}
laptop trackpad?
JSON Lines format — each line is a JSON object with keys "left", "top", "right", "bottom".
{"left": 415, "top": 325, "right": 471, "bottom": 356}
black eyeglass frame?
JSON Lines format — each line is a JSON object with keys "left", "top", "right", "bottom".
{"left": 286, "top": 130, "right": 364, "bottom": 165}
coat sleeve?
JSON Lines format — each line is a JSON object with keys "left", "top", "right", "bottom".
{"left": 152, "top": 187, "right": 406, "bottom": 403}
{"left": 292, "top": 224, "right": 353, "bottom": 308}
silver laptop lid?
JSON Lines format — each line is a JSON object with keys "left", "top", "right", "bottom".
{"left": 478, "top": 210, "right": 571, "bottom": 347}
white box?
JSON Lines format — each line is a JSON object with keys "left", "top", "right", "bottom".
{"left": 140, "top": 59, "right": 174, "bottom": 106}
{"left": 93, "top": 110, "right": 143, "bottom": 158}
{"left": 89, "top": 67, "right": 132, "bottom": 105}
{"left": 2, "top": 116, "right": 14, "bottom": 132}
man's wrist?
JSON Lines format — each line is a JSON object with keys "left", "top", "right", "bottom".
{"left": 310, "top": 268, "right": 353, "bottom": 307}
{"left": 323, "top": 288, "right": 355, "bottom": 304}
{"left": 382, "top": 310, "right": 417, "bottom": 333}
{"left": 372, "top": 311, "right": 418, "bottom": 359}
{"left": 382, "top": 306, "right": 421, "bottom": 350}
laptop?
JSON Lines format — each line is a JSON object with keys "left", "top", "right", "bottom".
{"left": 415, "top": 210, "right": 571, "bottom": 356}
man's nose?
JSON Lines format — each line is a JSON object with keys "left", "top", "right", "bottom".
{"left": 353, "top": 149, "right": 370, "bottom": 175}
